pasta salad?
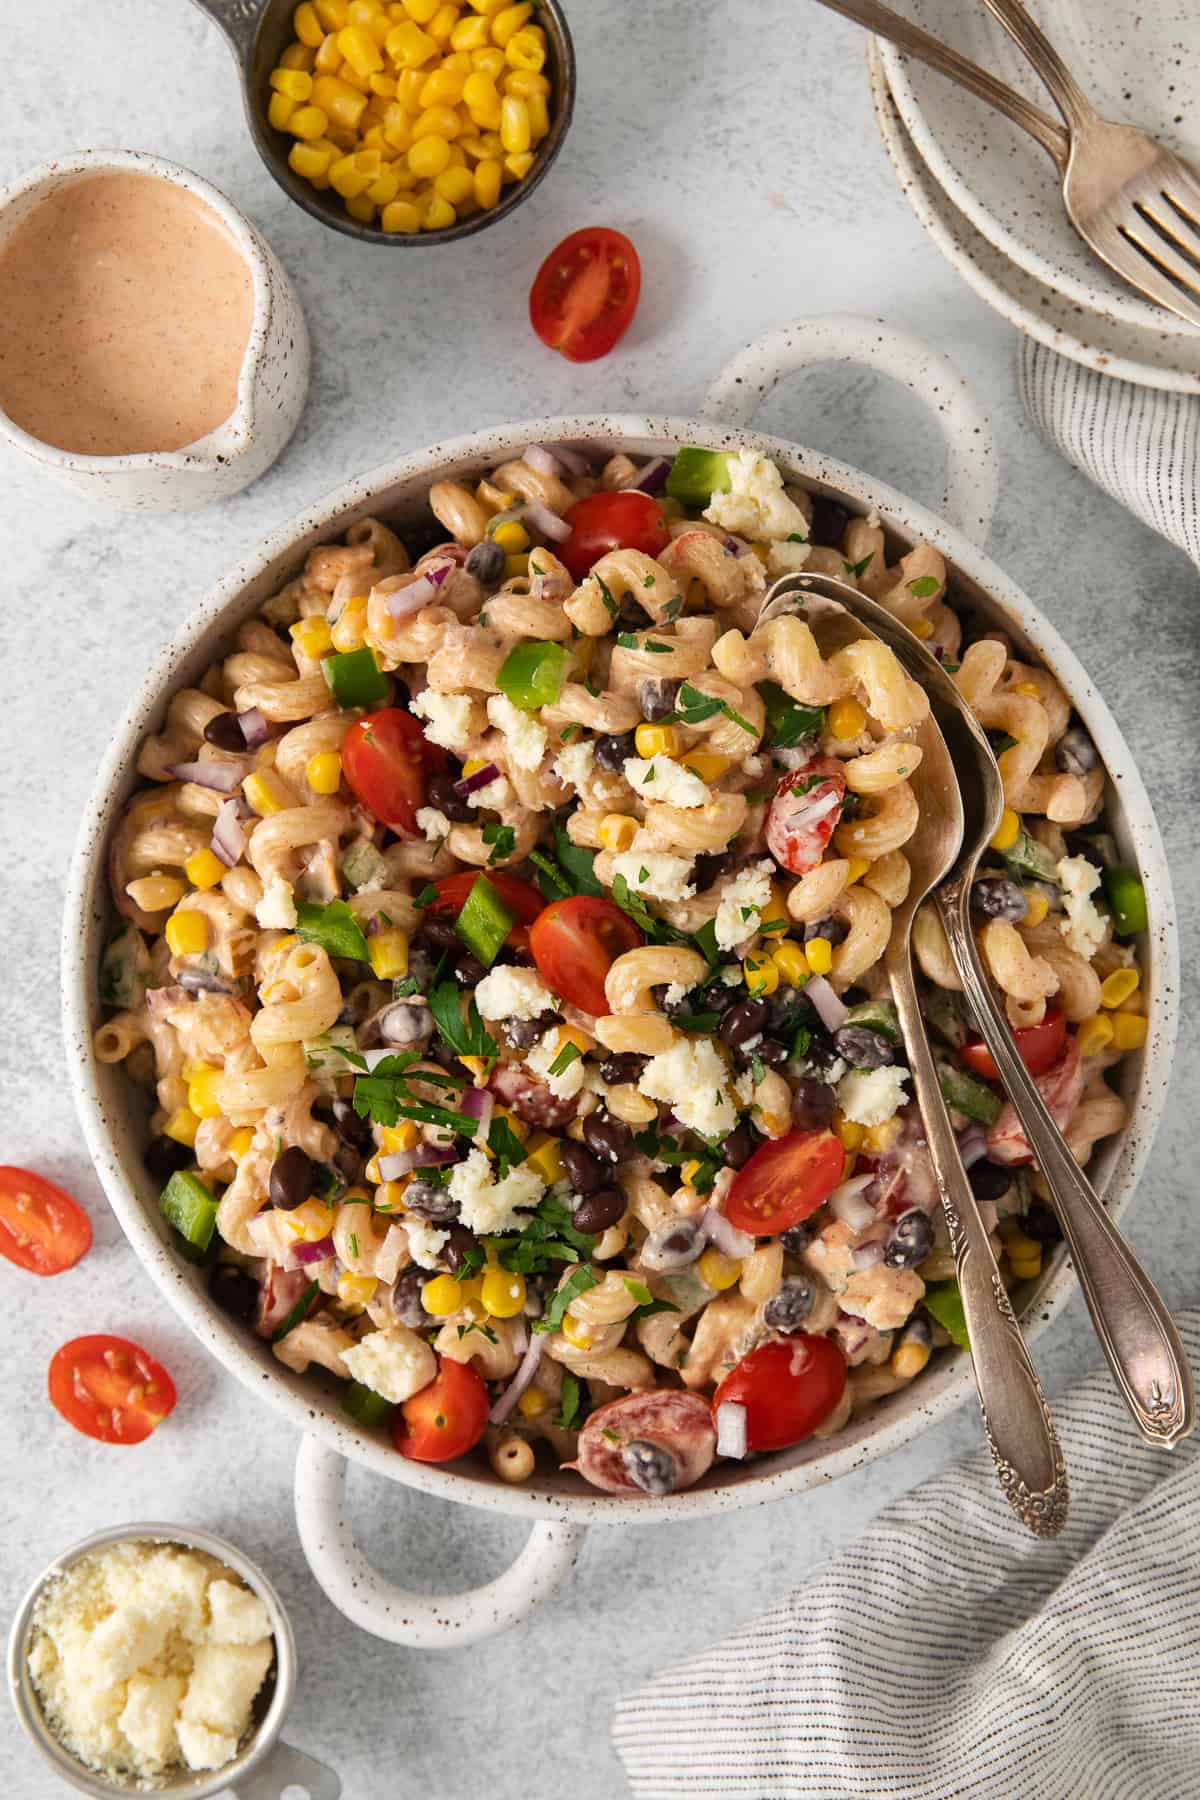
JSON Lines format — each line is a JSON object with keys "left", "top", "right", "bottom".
{"left": 95, "top": 441, "right": 1149, "bottom": 1497}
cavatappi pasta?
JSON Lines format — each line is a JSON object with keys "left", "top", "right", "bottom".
{"left": 96, "top": 443, "right": 1148, "bottom": 1497}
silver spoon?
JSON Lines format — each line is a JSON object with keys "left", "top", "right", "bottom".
{"left": 764, "top": 574, "right": 1069, "bottom": 1537}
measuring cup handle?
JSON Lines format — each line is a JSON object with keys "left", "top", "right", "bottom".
{"left": 293, "top": 1434, "right": 587, "bottom": 1646}
{"left": 188, "top": 0, "right": 261, "bottom": 60}
{"left": 231, "top": 1740, "right": 342, "bottom": 1800}
{"left": 701, "top": 313, "right": 999, "bottom": 545}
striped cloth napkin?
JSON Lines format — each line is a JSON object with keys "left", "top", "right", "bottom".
{"left": 612, "top": 1310, "right": 1200, "bottom": 1800}
{"left": 1018, "top": 339, "right": 1200, "bottom": 568}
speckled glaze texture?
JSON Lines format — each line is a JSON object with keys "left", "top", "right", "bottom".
{"left": 0, "top": 150, "right": 309, "bottom": 511}
{"left": 880, "top": 0, "right": 1200, "bottom": 333}
{"left": 869, "top": 45, "right": 1200, "bottom": 396}
{"left": 59, "top": 323, "right": 1178, "bottom": 1642}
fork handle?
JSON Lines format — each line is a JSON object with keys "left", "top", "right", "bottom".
{"left": 980, "top": 0, "right": 1095, "bottom": 138}
{"left": 808, "top": 0, "right": 1068, "bottom": 166}
{"left": 887, "top": 940, "right": 1069, "bottom": 1535}
{"left": 937, "top": 876, "right": 1195, "bottom": 1449}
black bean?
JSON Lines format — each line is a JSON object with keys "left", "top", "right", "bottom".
{"left": 833, "top": 1025, "right": 896, "bottom": 1069}
{"left": 692, "top": 849, "right": 737, "bottom": 890}
{"left": 971, "top": 876, "right": 1028, "bottom": 923}
{"left": 465, "top": 538, "right": 505, "bottom": 585}
{"left": 764, "top": 1275, "right": 817, "bottom": 1332}
{"left": 143, "top": 1135, "right": 193, "bottom": 1182}
{"left": 387, "top": 1266, "right": 430, "bottom": 1329}
{"left": 455, "top": 953, "right": 487, "bottom": 986}
{"left": 561, "top": 1141, "right": 604, "bottom": 1194}
{"left": 808, "top": 497, "right": 850, "bottom": 548}
{"left": 968, "top": 1159, "right": 1014, "bottom": 1201}
{"left": 331, "top": 1098, "right": 373, "bottom": 1154}
{"left": 1055, "top": 725, "right": 1098, "bottom": 778}
{"left": 755, "top": 1037, "right": 790, "bottom": 1068}
{"left": 378, "top": 1001, "right": 434, "bottom": 1047}
{"left": 884, "top": 1209, "right": 935, "bottom": 1268}
{"left": 441, "top": 1225, "right": 477, "bottom": 1273}
{"left": 573, "top": 1187, "right": 625, "bottom": 1234}
{"left": 209, "top": 1264, "right": 259, "bottom": 1323}
{"left": 269, "top": 1146, "right": 314, "bottom": 1212}
{"left": 599, "top": 1052, "right": 648, "bottom": 1085}
{"left": 424, "top": 770, "right": 473, "bottom": 823}
{"left": 1021, "top": 1198, "right": 1063, "bottom": 1245}
{"left": 804, "top": 914, "right": 848, "bottom": 946}
{"left": 594, "top": 730, "right": 637, "bottom": 773}
{"left": 404, "top": 1180, "right": 460, "bottom": 1223}
{"left": 638, "top": 677, "right": 680, "bottom": 722}
{"left": 621, "top": 1439, "right": 678, "bottom": 1495}
{"left": 332, "top": 1144, "right": 363, "bottom": 1183}
{"left": 723, "top": 1125, "right": 755, "bottom": 1169}
{"left": 719, "top": 998, "right": 770, "bottom": 1049}
{"left": 640, "top": 1217, "right": 705, "bottom": 1270}
{"left": 203, "top": 709, "right": 248, "bottom": 751}
{"left": 792, "top": 1077, "right": 836, "bottom": 1130}
{"left": 617, "top": 595, "right": 652, "bottom": 631}
{"left": 415, "top": 915, "right": 460, "bottom": 954}
{"left": 780, "top": 1222, "right": 810, "bottom": 1255}
{"left": 582, "top": 1112, "right": 634, "bottom": 1165}
{"left": 505, "top": 1010, "right": 561, "bottom": 1050}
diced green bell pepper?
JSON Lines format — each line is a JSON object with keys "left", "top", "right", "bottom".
{"left": 322, "top": 647, "right": 390, "bottom": 709}
{"left": 1002, "top": 827, "right": 1059, "bottom": 884}
{"left": 296, "top": 898, "right": 370, "bottom": 963}
{"left": 343, "top": 1380, "right": 395, "bottom": 1428}
{"left": 160, "top": 1171, "right": 218, "bottom": 1254}
{"left": 842, "top": 998, "right": 901, "bottom": 1043}
{"left": 665, "top": 447, "right": 730, "bottom": 508}
{"left": 1104, "top": 867, "right": 1148, "bottom": 937}
{"left": 99, "top": 922, "right": 150, "bottom": 1010}
{"left": 496, "top": 640, "right": 568, "bottom": 710}
{"left": 937, "top": 1057, "right": 1003, "bottom": 1126}
{"left": 303, "top": 1025, "right": 367, "bottom": 1076}
{"left": 455, "top": 874, "right": 515, "bottom": 969}
{"left": 341, "top": 839, "right": 389, "bottom": 891}
{"left": 924, "top": 1280, "right": 969, "bottom": 1348}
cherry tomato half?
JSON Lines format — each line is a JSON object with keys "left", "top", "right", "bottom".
{"left": 529, "top": 895, "right": 644, "bottom": 1017}
{"left": 0, "top": 1167, "right": 91, "bottom": 1276}
{"left": 393, "top": 1356, "right": 489, "bottom": 1463}
{"left": 959, "top": 1007, "right": 1066, "bottom": 1084}
{"left": 342, "top": 708, "right": 446, "bottom": 836}
{"left": 765, "top": 757, "right": 848, "bottom": 877}
{"left": 529, "top": 226, "right": 641, "bottom": 364}
{"left": 48, "top": 1335, "right": 177, "bottom": 1445}
{"left": 724, "top": 1129, "right": 845, "bottom": 1237}
{"left": 560, "top": 490, "right": 670, "bottom": 582}
{"left": 713, "top": 1335, "right": 847, "bottom": 1454}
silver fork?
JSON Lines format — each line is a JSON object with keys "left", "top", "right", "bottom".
{"left": 810, "top": 0, "right": 1200, "bottom": 329}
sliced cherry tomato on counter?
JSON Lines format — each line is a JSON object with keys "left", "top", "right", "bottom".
{"left": 529, "top": 226, "right": 641, "bottom": 364}
{"left": 724, "top": 1128, "right": 845, "bottom": 1237}
{"left": 529, "top": 895, "right": 644, "bottom": 1017}
{"left": 48, "top": 1335, "right": 177, "bottom": 1445}
{"left": 713, "top": 1335, "right": 847, "bottom": 1454}
{"left": 959, "top": 1007, "right": 1067, "bottom": 1083}
{"left": 0, "top": 1167, "right": 91, "bottom": 1276}
{"left": 393, "top": 1356, "right": 489, "bottom": 1463}
{"left": 426, "top": 869, "right": 544, "bottom": 955}
{"left": 341, "top": 707, "right": 446, "bottom": 836}
{"left": 765, "top": 757, "right": 848, "bottom": 876}
{"left": 560, "top": 490, "right": 670, "bottom": 582}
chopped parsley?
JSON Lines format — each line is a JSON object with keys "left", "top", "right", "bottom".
{"left": 487, "top": 1113, "right": 528, "bottom": 1178}
{"left": 610, "top": 873, "right": 689, "bottom": 946}
{"left": 295, "top": 898, "right": 370, "bottom": 963}
{"left": 662, "top": 596, "right": 682, "bottom": 621}
{"left": 670, "top": 1010, "right": 723, "bottom": 1034}
{"left": 669, "top": 681, "right": 755, "bottom": 738}
{"left": 548, "top": 1039, "right": 582, "bottom": 1077}
{"left": 560, "top": 722, "right": 583, "bottom": 741}
{"left": 348, "top": 1232, "right": 359, "bottom": 1259}
{"left": 391, "top": 975, "right": 420, "bottom": 998}
{"left": 534, "top": 1264, "right": 599, "bottom": 1334}
{"left": 596, "top": 576, "right": 617, "bottom": 616}
{"left": 554, "top": 1372, "right": 584, "bottom": 1432}
{"left": 413, "top": 883, "right": 438, "bottom": 910}
{"left": 844, "top": 552, "right": 875, "bottom": 578}
{"left": 553, "top": 825, "right": 605, "bottom": 896}
{"left": 457, "top": 1319, "right": 498, "bottom": 1344}
{"left": 482, "top": 821, "right": 516, "bottom": 865}
{"left": 353, "top": 1053, "right": 478, "bottom": 1136}
{"left": 491, "top": 1196, "right": 596, "bottom": 1276}
{"left": 601, "top": 1428, "right": 621, "bottom": 1444}
{"left": 529, "top": 848, "right": 573, "bottom": 902}
{"left": 758, "top": 680, "right": 826, "bottom": 749}
{"left": 428, "top": 982, "right": 498, "bottom": 1062}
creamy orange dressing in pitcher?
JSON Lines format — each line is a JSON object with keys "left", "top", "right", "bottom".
{"left": 0, "top": 171, "right": 254, "bottom": 456}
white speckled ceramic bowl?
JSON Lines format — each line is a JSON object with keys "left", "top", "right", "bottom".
{"left": 0, "top": 151, "right": 310, "bottom": 512}
{"left": 63, "top": 318, "right": 1178, "bottom": 1645}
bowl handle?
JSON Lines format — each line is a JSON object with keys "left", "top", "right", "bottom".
{"left": 293, "top": 1433, "right": 587, "bottom": 1645}
{"left": 700, "top": 313, "right": 998, "bottom": 544}
{"left": 232, "top": 1741, "right": 342, "bottom": 1800}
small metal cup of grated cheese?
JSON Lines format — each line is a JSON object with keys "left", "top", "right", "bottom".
{"left": 7, "top": 1522, "right": 339, "bottom": 1797}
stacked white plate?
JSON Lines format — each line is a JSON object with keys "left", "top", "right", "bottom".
{"left": 868, "top": 0, "right": 1200, "bottom": 395}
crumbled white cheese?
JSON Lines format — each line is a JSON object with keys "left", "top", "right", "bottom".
{"left": 527, "top": 1030, "right": 588, "bottom": 1100}
{"left": 703, "top": 449, "right": 810, "bottom": 542}
{"left": 342, "top": 1324, "right": 437, "bottom": 1401}
{"left": 467, "top": 774, "right": 511, "bottom": 809}
{"left": 448, "top": 1148, "right": 545, "bottom": 1235}
{"left": 663, "top": 981, "right": 690, "bottom": 1008}
{"left": 611, "top": 850, "right": 696, "bottom": 903}
{"left": 205, "top": 1581, "right": 271, "bottom": 1648}
{"left": 865, "top": 507, "right": 881, "bottom": 530}
{"left": 638, "top": 1037, "right": 737, "bottom": 1137}
{"left": 487, "top": 692, "right": 547, "bottom": 770}
{"left": 415, "top": 806, "right": 451, "bottom": 841}
{"left": 401, "top": 1218, "right": 450, "bottom": 1270}
{"left": 412, "top": 687, "right": 475, "bottom": 753}
{"left": 714, "top": 860, "right": 774, "bottom": 951}
{"left": 476, "top": 965, "right": 555, "bottom": 1021}
{"left": 767, "top": 538, "right": 812, "bottom": 575}
{"left": 836, "top": 1065, "right": 911, "bottom": 1128}
{"left": 623, "top": 755, "right": 710, "bottom": 808}
{"left": 254, "top": 877, "right": 296, "bottom": 930}
{"left": 554, "top": 739, "right": 595, "bottom": 790}
{"left": 1057, "top": 854, "right": 1108, "bottom": 960}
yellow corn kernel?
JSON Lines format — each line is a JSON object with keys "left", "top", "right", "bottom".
{"left": 272, "top": 66, "right": 315, "bottom": 99}
{"left": 450, "top": 12, "right": 490, "bottom": 47}
{"left": 408, "top": 133, "right": 451, "bottom": 177}
{"left": 370, "top": 70, "right": 398, "bottom": 94}
{"left": 338, "top": 1271, "right": 379, "bottom": 1308}
{"left": 833, "top": 1109, "right": 864, "bottom": 1151}
{"left": 345, "top": 191, "right": 380, "bottom": 221}
{"left": 420, "top": 64, "right": 465, "bottom": 105}
{"left": 1077, "top": 1014, "right": 1115, "bottom": 1058}
{"left": 289, "top": 137, "right": 337, "bottom": 181}
{"left": 166, "top": 910, "right": 209, "bottom": 958}
{"left": 183, "top": 848, "right": 226, "bottom": 892}
{"left": 289, "top": 102, "right": 332, "bottom": 138}
{"left": 280, "top": 39, "right": 318, "bottom": 68}
{"left": 504, "top": 25, "right": 544, "bottom": 69}
{"left": 804, "top": 936, "right": 833, "bottom": 976}
{"left": 499, "top": 94, "right": 530, "bottom": 153}
{"left": 634, "top": 723, "right": 679, "bottom": 757}
{"left": 524, "top": 1136, "right": 564, "bottom": 1185}
{"left": 413, "top": 103, "right": 461, "bottom": 139}
{"left": 288, "top": 1198, "right": 337, "bottom": 1242}
{"left": 368, "top": 927, "right": 409, "bottom": 980}
{"left": 504, "top": 550, "right": 529, "bottom": 577}
{"left": 467, "top": 0, "right": 507, "bottom": 13}
{"left": 380, "top": 1121, "right": 421, "bottom": 1156}
{"left": 517, "top": 1385, "right": 547, "bottom": 1418}
{"left": 269, "top": 90, "right": 299, "bottom": 130}
{"left": 244, "top": 771, "right": 289, "bottom": 816}
{"left": 1110, "top": 1012, "right": 1148, "bottom": 1052}
{"left": 481, "top": 1266, "right": 526, "bottom": 1317}
{"left": 491, "top": 518, "right": 529, "bottom": 553}
{"left": 330, "top": 593, "right": 369, "bottom": 651}
{"left": 490, "top": 1, "right": 531, "bottom": 43}
{"left": 528, "top": 90, "right": 549, "bottom": 137}
{"left": 422, "top": 1273, "right": 462, "bottom": 1316}
{"left": 305, "top": 750, "right": 343, "bottom": 795}
{"left": 556, "top": 1024, "right": 594, "bottom": 1057}
{"left": 434, "top": 164, "right": 475, "bottom": 205}
{"left": 990, "top": 808, "right": 1020, "bottom": 852}
{"left": 911, "top": 618, "right": 935, "bottom": 640}
{"left": 315, "top": 0, "right": 349, "bottom": 24}
{"left": 294, "top": 1, "right": 326, "bottom": 44}
{"left": 698, "top": 1248, "right": 743, "bottom": 1290}
{"left": 471, "top": 43, "right": 506, "bottom": 75}
{"left": 863, "top": 1115, "right": 904, "bottom": 1154}
{"left": 771, "top": 940, "right": 809, "bottom": 988}
{"left": 743, "top": 953, "right": 779, "bottom": 999}
{"left": 892, "top": 1337, "right": 930, "bottom": 1380}
{"left": 363, "top": 1152, "right": 384, "bottom": 1186}
{"left": 443, "top": 48, "right": 473, "bottom": 70}
{"left": 386, "top": 16, "right": 436, "bottom": 61}
{"left": 1100, "top": 967, "right": 1140, "bottom": 1009}
{"left": 598, "top": 813, "right": 637, "bottom": 853}
{"left": 503, "top": 66, "right": 548, "bottom": 95}
{"left": 1013, "top": 681, "right": 1042, "bottom": 700}
{"left": 427, "top": 3, "right": 461, "bottom": 43}
{"left": 381, "top": 198, "right": 422, "bottom": 231}
{"left": 402, "top": 0, "right": 441, "bottom": 18}
{"left": 289, "top": 614, "right": 334, "bottom": 659}
{"left": 226, "top": 1128, "right": 254, "bottom": 1161}
{"left": 314, "top": 30, "right": 345, "bottom": 73}
{"left": 163, "top": 1108, "right": 199, "bottom": 1149}
{"left": 187, "top": 1067, "right": 224, "bottom": 1120}
{"left": 393, "top": 65, "right": 425, "bottom": 106}
{"left": 338, "top": 22, "right": 385, "bottom": 72}
{"left": 328, "top": 152, "right": 368, "bottom": 197}
{"left": 837, "top": 856, "right": 869, "bottom": 889}
{"left": 322, "top": 79, "right": 370, "bottom": 128}
{"left": 126, "top": 873, "right": 186, "bottom": 913}
{"left": 181, "top": 1056, "right": 212, "bottom": 1083}
{"left": 561, "top": 1311, "right": 593, "bottom": 1350}
{"left": 366, "top": 166, "right": 402, "bottom": 203}
{"left": 473, "top": 157, "right": 502, "bottom": 207}
{"left": 1022, "top": 889, "right": 1049, "bottom": 927}
{"left": 680, "top": 751, "right": 729, "bottom": 783}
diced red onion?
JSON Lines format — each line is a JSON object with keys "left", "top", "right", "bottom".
{"left": 375, "top": 1222, "right": 409, "bottom": 1287}
{"left": 851, "top": 1241, "right": 884, "bottom": 1270}
{"left": 510, "top": 1314, "right": 528, "bottom": 1355}
{"left": 385, "top": 568, "right": 447, "bottom": 618}
{"left": 715, "top": 1401, "right": 748, "bottom": 1460}
{"left": 460, "top": 1084, "right": 494, "bottom": 1140}
{"left": 377, "top": 1143, "right": 457, "bottom": 1181}
{"left": 523, "top": 443, "right": 563, "bottom": 476}
{"left": 293, "top": 1234, "right": 335, "bottom": 1266}
{"left": 723, "top": 536, "right": 741, "bottom": 556}
{"left": 829, "top": 1173, "right": 877, "bottom": 1230}
{"left": 488, "top": 1330, "right": 545, "bottom": 1425}
{"left": 167, "top": 757, "right": 244, "bottom": 792}
{"left": 211, "top": 797, "right": 248, "bottom": 867}
{"left": 453, "top": 761, "right": 501, "bottom": 798}
{"left": 550, "top": 443, "right": 591, "bottom": 477}
{"left": 805, "top": 973, "right": 849, "bottom": 1032}
{"left": 957, "top": 1125, "right": 988, "bottom": 1170}
{"left": 523, "top": 500, "right": 572, "bottom": 543}
{"left": 237, "top": 707, "right": 271, "bottom": 748}
{"left": 702, "top": 1207, "right": 755, "bottom": 1261}
{"left": 633, "top": 456, "right": 671, "bottom": 494}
